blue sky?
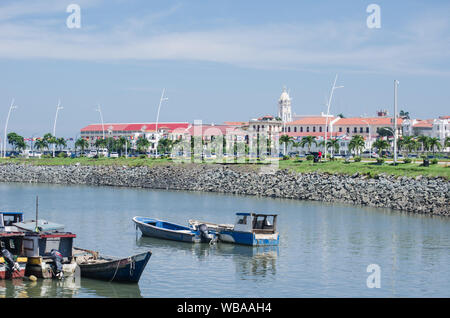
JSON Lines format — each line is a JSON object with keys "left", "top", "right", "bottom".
{"left": 0, "top": 0, "right": 449, "bottom": 138}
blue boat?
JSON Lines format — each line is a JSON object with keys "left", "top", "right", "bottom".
{"left": 189, "top": 213, "right": 279, "bottom": 246}
{"left": 132, "top": 216, "right": 217, "bottom": 244}
{"left": 73, "top": 247, "right": 151, "bottom": 283}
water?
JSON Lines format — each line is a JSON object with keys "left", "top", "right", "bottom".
{"left": 0, "top": 182, "right": 449, "bottom": 298}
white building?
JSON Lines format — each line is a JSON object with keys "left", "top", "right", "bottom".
{"left": 278, "top": 87, "right": 292, "bottom": 123}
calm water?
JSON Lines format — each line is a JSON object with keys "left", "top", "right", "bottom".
{"left": 0, "top": 182, "right": 449, "bottom": 298}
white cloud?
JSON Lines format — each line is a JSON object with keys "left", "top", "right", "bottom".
{"left": 0, "top": 2, "right": 449, "bottom": 76}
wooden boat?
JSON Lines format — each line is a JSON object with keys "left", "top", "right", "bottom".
{"left": 189, "top": 213, "right": 279, "bottom": 246}
{"left": 23, "top": 231, "right": 78, "bottom": 279}
{"left": 0, "top": 232, "right": 27, "bottom": 279}
{"left": 133, "top": 216, "right": 217, "bottom": 244}
{"left": 73, "top": 247, "right": 151, "bottom": 283}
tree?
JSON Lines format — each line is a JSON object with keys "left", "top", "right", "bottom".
{"left": 34, "top": 139, "right": 48, "bottom": 152}
{"left": 337, "top": 113, "right": 345, "bottom": 118}
{"left": 399, "top": 110, "right": 410, "bottom": 119}
{"left": 56, "top": 137, "right": 67, "bottom": 151}
{"left": 397, "top": 136, "right": 416, "bottom": 157}
{"left": 417, "top": 135, "right": 430, "bottom": 154}
{"left": 136, "top": 136, "right": 150, "bottom": 154}
{"left": 326, "top": 138, "right": 340, "bottom": 157}
{"left": 7, "top": 132, "right": 25, "bottom": 151}
{"left": 299, "top": 136, "right": 317, "bottom": 153}
{"left": 445, "top": 137, "right": 450, "bottom": 148}
{"left": 348, "top": 135, "right": 365, "bottom": 156}
{"left": 75, "top": 138, "right": 88, "bottom": 155}
{"left": 372, "top": 138, "right": 390, "bottom": 156}
{"left": 279, "top": 134, "right": 294, "bottom": 156}
{"left": 428, "top": 137, "right": 442, "bottom": 156}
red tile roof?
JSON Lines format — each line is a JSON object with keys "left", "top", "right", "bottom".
{"left": 288, "top": 117, "right": 335, "bottom": 125}
{"left": 80, "top": 122, "right": 190, "bottom": 132}
{"left": 334, "top": 117, "right": 403, "bottom": 126}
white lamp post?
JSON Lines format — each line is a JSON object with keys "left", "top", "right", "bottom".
{"left": 393, "top": 80, "right": 399, "bottom": 164}
{"left": 361, "top": 119, "right": 372, "bottom": 151}
{"left": 155, "top": 88, "right": 168, "bottom": 157}
{"left": 3, "top": 98, "right": 18, "bottom": 158}
{"left": 95, "top": 104, "right": 105, "bottom": 139}
{"left": 52, "top": 100, "right": 63, "bottom": 157}
{"left": 324, "top": 75, "right": 343, "bottom": 160}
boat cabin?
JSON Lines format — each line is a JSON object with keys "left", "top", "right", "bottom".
{"left": 234, "top": 213, "right": 277, "bottom": 234}
{"left": 0, "top": 212, "right": 24, "bottom": 232}
{"left": 0, "top": 232, "right": 25, "bottom": 256}
{"left": 23, "top": 232, "right": 76, "bottom": 260}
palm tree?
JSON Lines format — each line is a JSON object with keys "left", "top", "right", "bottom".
{"left": 417, "top": 135, "right": 430, "bottom": 154}
{"left": 372, "top": 138, "right": 390, "bottom": 157}
{"left": 428, "top": 137, "right": 442, "bottom": 156}
{"left": 299, "top": 136, "right": 317, "bottom": 154}
{"left": 34, "top": 139, "right": 48, "bottom": 152}
{"left": 136, "top": 136, "right": 150, "bottom": 154}
{"left": 75, "top": 138, "right": 88, "bottom": 155}
{"left": 348, "top": 135, "right": 365, "bottom": 156}
{"left": 7, "top": 132, "right": 25, "bottom": 151}
{"left": 326, "top": 138, "right": 340, "bottom": 157}
{"left": 56, "top": 137, "right": 67, "bottom": 151}
{"left": 279, "top": 134, "right": 293, "bottom": 156}
{"left": 445, "top": 137, "right": 450, "bottom": 149}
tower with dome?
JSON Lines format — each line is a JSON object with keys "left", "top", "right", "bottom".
{"left": 278, "top": 87, "right": 292, "bottom": 123}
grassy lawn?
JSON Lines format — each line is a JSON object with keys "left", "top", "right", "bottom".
{"left": 1, "top": 157, "right": 449, "bottom": 179}
{"left": 278, "top": 159, "right": 449, "bottom": 178}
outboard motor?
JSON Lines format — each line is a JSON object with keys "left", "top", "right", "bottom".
{"left": 50, "top": 249, "right": 64, "bottom": 280}
{"left": 198, "top": 224, "right": 216, "bottom": 244}
{"left": 0, "top": 242, "right": 19, "bottom": 273}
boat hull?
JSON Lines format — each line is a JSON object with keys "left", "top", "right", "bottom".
{"left": 77, "top": 251, "right": 151, "bottom": 283}
{"left": 0, "top": 258, "right": 27, "bottom": 279}
{"left": 25, "top": 257, "right": 78, "bottom": 279}
{"left": 133, "top": 217, "right": 206, "bottom": 243}
{"left": 219, "top": 231, "right": 279, "bottom": 246}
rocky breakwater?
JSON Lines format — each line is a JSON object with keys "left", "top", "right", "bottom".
{"left": 0, "top": 162, "right": 448, "bottom": 216}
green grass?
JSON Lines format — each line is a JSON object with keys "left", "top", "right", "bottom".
{"left": 278, "top": 159, "right": 449, "bottom": 178}
{"left": 1, "top": 157, "right": 449, "bottom": 179}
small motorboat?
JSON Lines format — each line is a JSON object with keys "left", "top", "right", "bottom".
{"left": 133, "top": 216, "right": 217, "bottom": 244}
{"left": 73, "top": 247, "right": 151, "bottom": 283}
{"left": 189, "top": 213, "right": 279, "bottom": 246}
{"left": 0, "top": 232, "right": 28, "bottom": 279}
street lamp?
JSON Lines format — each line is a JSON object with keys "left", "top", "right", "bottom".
{"left": 155, "top": 88, "right": 168, "bottom": 157}
{"left": 393, "top": 80, "right": 399, "bottom": 164}
{"left": 324, "top": 75, "right": 344, "bottom": 160}
{"left": 95, "top": 104, "right": 105, "bottom": 139}
{"left": 52, "top": 100, "right": 63, "bottom": 157}
{"left": 3, "top": 98, "right": 18, "bottom": 158}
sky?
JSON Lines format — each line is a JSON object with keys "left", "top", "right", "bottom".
{"left": 0, "top": 0, "right": 449, "bottom": 138}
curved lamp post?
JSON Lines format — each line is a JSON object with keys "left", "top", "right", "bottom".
{"left": 324, "top": 75, "right": 343, "bottom": 160}
{"left": 52, "top": 100, "right": 63, "bottom": 157}
{"left": 3, "top": 98, "right": 18, "bottom": 158}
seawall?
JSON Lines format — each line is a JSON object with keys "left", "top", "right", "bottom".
{"left": 0, "top": 163, "right": 448, "bottom": 216}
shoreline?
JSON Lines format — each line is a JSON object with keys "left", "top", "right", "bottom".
{"left": 0, "top": 162, "right": 448, "bottom": 216}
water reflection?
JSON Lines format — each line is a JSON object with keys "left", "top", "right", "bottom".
{"left": 80, "top": 278, "right": 142, "bottom": 298}
{"left": 0, "top": 273, "right": 81, "bottom": 298}
{"left": 136, "top": 236, "right": 214, "bottom": 261}
{"left": 214, "top": 244, "right": 278, "bottom": 279}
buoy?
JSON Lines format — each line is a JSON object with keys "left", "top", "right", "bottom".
{"left": 28, "top": 275, "right": 37, "bottom": 282}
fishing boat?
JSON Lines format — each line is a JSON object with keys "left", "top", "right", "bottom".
{"left": 73, "top": 247, "right": 151, "bottom": 283}
{"left": 0, "top": 232, "right": 27, "bottom": 279}
{"left": 0, "top": 212, "right": 24, "bottom": 232}
{"left": 23, "top": 231, "right": 78, "bottom": 279}
{"left": 14, "top": 219, "right": 65, "bottom": 233}
{"left": 132, "top": 216, "right": 217, "bottom": 244}
{"left": 189, "top": 213, "right": 279, "bottom": 246}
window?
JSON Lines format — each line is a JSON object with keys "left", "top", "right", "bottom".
{"left": 319, "top": 127, "right": 322, "bottom": 132}
{"left": 366, "top": 127, "right": 369, "bottom": 133}
{"left": 300, "top": 127, "right": 303, "bottom": 132}
{"left": 354, "top": 127, "right": 357, "bottom": 133}
{"left": 288, "top": 127, "right": 291, "bottom": 132}
{"left": 313, "top": 127, "right": 316, "bottom": 132}
{"left": 294, "top": 127, "right": 297, "bottom": 132}
{"left": 237, "top": 216, "right": 247, "bottom": 225}
{"left": 306, "top": 127, "right": 310, "bottom": 132}
{"left": 339, "top": 127, "right": 342, "bottom": 132}
{"left": 347, "top": 127, "right": 350, "bottom": 133}
{"left": 360, "top": 127, "right": 363, "bottom": 133}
